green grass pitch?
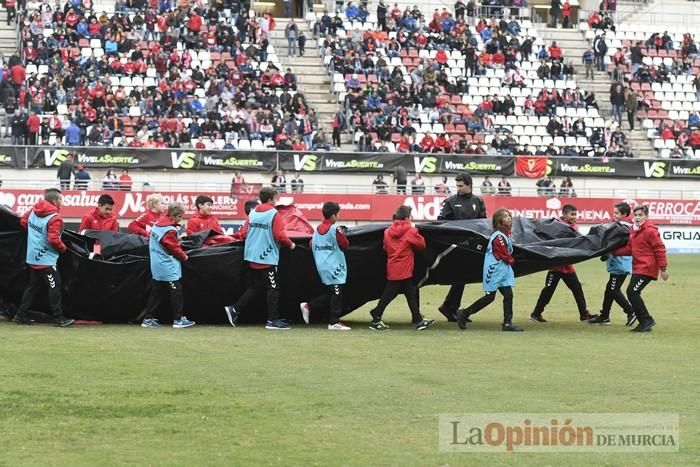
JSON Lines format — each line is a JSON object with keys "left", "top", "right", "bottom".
{"left": 1, "top": 256, "right": 698, "bottom": 466}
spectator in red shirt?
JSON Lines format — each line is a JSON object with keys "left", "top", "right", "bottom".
{"left": 10, "top": 63, "right": 25, "bottom": 86}
{"left": 420, "top": 132, "right": 435, "bottom": 152}
{"left": 187, "top": 12, "right": 203, "bottom": 33}
{"left": 433, "top": 133, "right": 452, "bottom": 153}
{"left": 128, "top": 193, "right": 166, "bottom": 237}
{"left": 26, "top": 111, "right": 41, "bottom": 145}
{"left": 79, "top": 194, "right": 119, "bottom": 232}
{"left": 689, "top": 130, "right": 700, "bottom": 149}
{"left": 549, "top": 42, "right": 563, "bottom": 60}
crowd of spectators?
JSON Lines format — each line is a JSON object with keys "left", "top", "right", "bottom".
{"left": 1, "top": 0, "right": 324, "bottom": 151}
{"left": 316, "top": 2, "right": 618, "bottom": 157}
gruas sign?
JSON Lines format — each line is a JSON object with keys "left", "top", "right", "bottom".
{"left": 0, "top": 190, "right": 698, "bottom": 225}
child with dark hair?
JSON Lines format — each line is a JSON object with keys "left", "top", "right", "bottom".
{"left": 186, "top": 195, "right": 236, "bottom": 245}
{"left": 614, "top": 205, "right": 669, "bottom": 332}
{"left": 368, "top": 205, "right": 434, "bottom": 331}
{"left": 456, "top": 208, "right": 523, "bottom": 332}
{"left": 141, "top": 203, "right": 195, "bottom": 329}
{"left": 223, "top": 187, "right": 296, "bottom": 330}
{"left": 300, "top": 202, "right": 351, "bottom": 330}
{"left": 79, "top": 194, "right": 118, "bottom": 232}
{"left": 531, "top": 204, "right": 597, "bottom": 323}
{"left": 589, "top": 202, "right": 636, "bottom": 325}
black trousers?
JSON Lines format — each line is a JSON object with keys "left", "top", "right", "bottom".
{"left": 143, "top": 279, "right": 183, "bottom": 322}
{"left": 626, "top": 274, "right": 654, "bottom": 324}
{"left": 465, "top": 286, "right": 514, "bottom": 323}
{"left": 235, "top": 267, "right": 280, "bottom": 321}
{"left": 627, "top": 110, "right": 636, "bottom": 130}
{"left": 370, "top": 279, "right": 422, "bottom": 324}
{"left": 332, "top": 127, "right": 341, "bottom": 146}
{"left": 601, "top": 273, "right": 633, "bottom": 317}
{"left": 16, "top": 267, "right": 64, "bottom": 320}
{"left": 308, "top": 284, "right": 343, "bottom": 324}
{"left": 533, "top": 271, "right": 588, "bottom": 316}
{"left": 441, "top": 284, "right": 465, "bottom": 314}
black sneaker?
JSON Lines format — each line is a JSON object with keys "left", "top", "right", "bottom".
{"left": 456, "top": 309, "right": 470, "bottom": 330}
{"left": 631, "top": 319, "right": 656, "bottom": 333}
{"left": 588, "top": 315, "right": 610, "bottom": 325}
{"left": 13, "top": 314, "right": 34, "bottom": 325}
{"left": 54, "top": 317, "right": 75, "bottom": 327}
{"left": 502, "top": 322, "right": 524, "bottom": 332}
{"left": 415, "top": 319, "right": 435, "bottom": 330}
{"left": 438, "top": 306, "right": 458, "bottom": 322}
{"left": 223, "top": 305, "right": 239, "bottom": 327}
{"left": 580, "top": 311, "right": 598, "bottom": 322}
{"left": 625, "top": 312, "right": 637, "bottom": 327}
{"left": 0, "top": 310, "right": 12, "bottom": 321}
{"left": 529, "top": 313, "right": 547, "bottom": 323}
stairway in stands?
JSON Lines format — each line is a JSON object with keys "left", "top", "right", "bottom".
{"left": 270, "top": 19, "right": 352, "bottom": 148}
{"left": 0, "top": 9, "right": 18, "bottom": 58}
{"left": 536, "top": 24, "right": 657, "bottom": 158}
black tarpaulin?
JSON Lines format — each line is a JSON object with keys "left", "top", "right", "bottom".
{"left": 0, "top": 205, "right": 629, "bottom": 324}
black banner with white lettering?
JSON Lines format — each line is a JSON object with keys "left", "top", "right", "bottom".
{"left": 1, "top": 145, "right": 697, "bottom": 179}
{"left": 0, "top": 147, "right": 24, "bottom": 168}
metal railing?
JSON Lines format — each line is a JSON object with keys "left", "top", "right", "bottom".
{"left": 0, "top": 179, "right": 697, "bottom": 200}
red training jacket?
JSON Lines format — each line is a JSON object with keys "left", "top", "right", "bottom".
{"left": 128, "top": 210, "right": 160, "bottom": 237}
{"left": 186, "top": 211, "right": 224, "bottom": 236}
{"left": 614, "top": 221, "right": 667, "bottom": 279}
{"left": 154, "top": 216, "right": 187, "bottom": 261}
{"left": 383, "top": 219, "right": 426, "bottom": 281}
{"left": 236, "top": 202, "right": 294, "bottom": 269}
{"left": 550, "top": 218, "right": 577, "bottom": 274}
{"left": 79, "top": 208, "right": 118, "bottom": 232}
{"left": 20, "top": 199, "right": 67, "bottom": 269}
{"left": 492, "top": 227, "right": 515, "bottom": 265}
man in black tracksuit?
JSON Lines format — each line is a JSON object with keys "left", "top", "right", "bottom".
{"left": 437, "top": 173, "right": 488, "bottom": 321}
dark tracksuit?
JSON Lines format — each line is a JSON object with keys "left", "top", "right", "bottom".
{"left": 437, "top": 191, "right": 488, "bottom": 318}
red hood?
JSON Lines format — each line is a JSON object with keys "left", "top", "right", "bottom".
{"left": 32, "top": 199, "right": 60, "bottom": 218}
{"left": 387, "top": 220, "right": 412, "bottom": 239}
{"left": 156, "top": 215, "right": 179, "bottom": 227}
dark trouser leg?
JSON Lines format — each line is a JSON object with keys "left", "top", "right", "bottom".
{"left": 234, "top": 267, "right": 267, "bottom": 314}
{"left": 627, "top": 111, "right": 635, "bottom": 130}
{"left": 399, "top": 279, "right": 423, "bottom": 324}
{"left": 332, "top": 128, "right": 341, "bottom": 146}
{"left": 441, "top": 284, "right": 465, "bottom": 315}
{"left": 499, "top": 286, "right": 513, "bottom": 323}
{"left": 601, "top": 274, "right": 632, "bottom": 317}
{"left": 329, "top": 284, "right": 343, "bottom": 324}
{"left": 167, "top": 280, "right": 184, "bottom": 321}
{"left": 143, "top": 280, "right": 165, "bottom": 320}
{"left": 627, "top": 274, "right": 653, "bottom": 323}
{"left": 533, "top": 271, "right": 561, "bottom": 315}
{"left": 42, "top": 267, "right": 64, "bottom": 320}
{"left": 370, "top": 280, "right": 401, "bottom": 321}
{"left": 561, "top": 272, "right": 588, "bottom": 316}
{"left": 15, "top": 268, "right": 46, "bottom": 319}
{"left": 464, "top": 291, "right": 497, "bottom": 316}
{"left": 263, "top": 267, "right": 280, "bottom": 321}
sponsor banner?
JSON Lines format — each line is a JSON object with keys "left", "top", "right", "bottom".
{"left": 26, "top": 147, "right": 277, "bottom": 172}
{"left": 438, "top": 155, "right": 514, "bottom": 175}
{"left": 0, "top": 147, "right": 23, "bottom": 168}
{"left": 278, "top": 152, "right": 404, "bottom": 173}
{"left": 516, "top": 156, "right": 548, "bottom": 178}
{"left": 668, "top": 159, "right": 700, "bottom": 179}
{"left": 658, "top": 227, "right": 700, "bottom": 253}
{"left": 1, "top": 145, "right": 699, "bottom": 178}
{"left": 439, "top": 413, "right": 679, "bottom": 452}
{"left": 1, "top": 190, "right": 698, "bottom": 224}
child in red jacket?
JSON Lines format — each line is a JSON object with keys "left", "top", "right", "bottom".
{"left": 614, "top": 205, "right": 669, "bottom": 332}
{"left": 368, "top": 205, "right": 434, "bottom": 331}
{"left": 530, "top": 204, "right": 596, "bottom": 323}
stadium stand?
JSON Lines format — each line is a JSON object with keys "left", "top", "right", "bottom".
{"left": 1, "top": 0, "right": 326, "bottom": 151}
{"left": 310, "top": 3, "right": 615, "bottom": 156}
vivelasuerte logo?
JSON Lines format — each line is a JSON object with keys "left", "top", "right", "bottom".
{"left": 324, "top": 159, "right": 384, "bottom": 169}
{"left": 444, "top": 161, "right": 501, "bottom": 171}
{"left": 559, "top": 163, "right": 615, "bottom": 174}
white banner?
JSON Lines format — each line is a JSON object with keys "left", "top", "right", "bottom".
{"left": 659, "top": 227, "right": 700, "bottom": 253}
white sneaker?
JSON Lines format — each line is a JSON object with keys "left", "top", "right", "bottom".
{"left": 328, "top": 322, "right": 351, "bottom": 331}
{"left": 300, "top": 302, "right": 310, "bottom": 324}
